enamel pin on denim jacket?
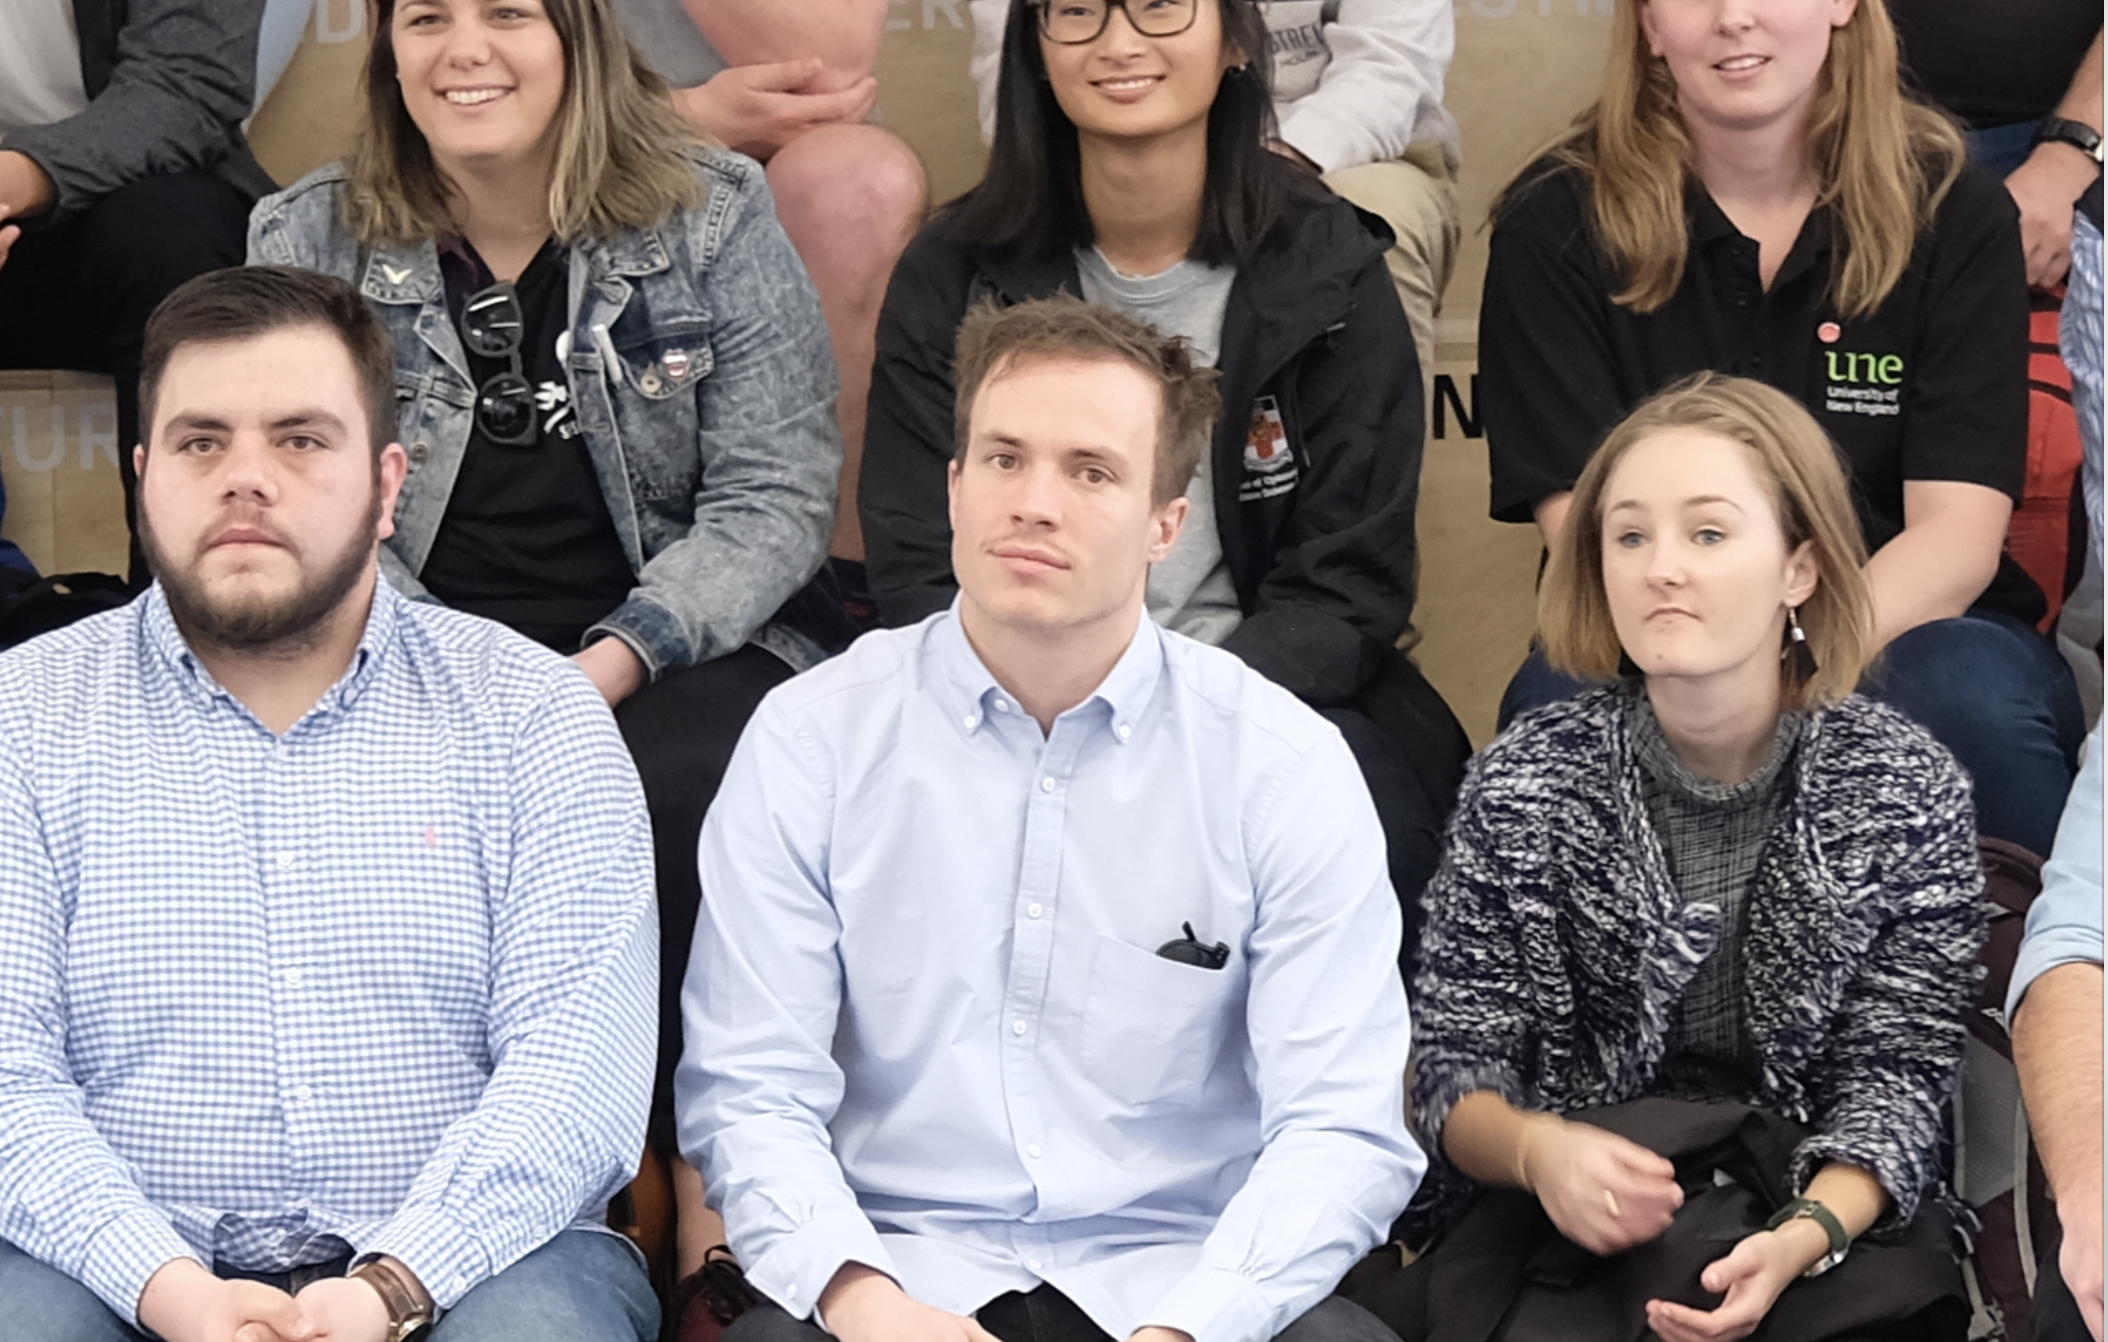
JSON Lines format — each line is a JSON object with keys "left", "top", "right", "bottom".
{"left": 247, "top": 148, "right": 842, "bottom": 676}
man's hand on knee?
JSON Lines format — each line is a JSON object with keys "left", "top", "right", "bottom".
{"left": 673, "top": 61, "right": 878, "bottom": 162}
{"left": 139, "top": 1258, "right": 316, "bottom": 1342}
{"left": 819, "top": 1263, "right": 1003, "bottom": 1342}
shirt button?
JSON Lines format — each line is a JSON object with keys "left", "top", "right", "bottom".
{"left": 1027, "top": 1257, "right": 1043, "bottom": 1271}
{"left": 452, "top": 1275, "right": 469, "bottom": 1296}
{"left": 1040, "top": 777, "right": 1056, "bottom": 793}
{"left": 1027, "top": 902, "right": 1043, "bottom": 919}
{"left": 292, "top": 1084, "right": 313, "bottom": 1102}
{"left": 1012, "top": 1019, "right": 1028, "bottom": 1036}
{"left": 995, "top": 698, "right": 1011, "bottom": 713}
{"left": 276, "top": 852, "right": 296, "bottom": 870}
{"left": 963, "top": 714, "right": 978, "bottom": 729}
{"left": 1026, "top": 1144, "right": 1043, "bottom": 1159}
{"left": 1115, "top": 724, "right": 1132, "bottom": 740}
{"left": 284, "top": 967, "right": 305, "bottom": 987}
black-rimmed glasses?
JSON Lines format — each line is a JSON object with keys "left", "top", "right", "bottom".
{"left": 460, "top": 282, "right": 537, "bottom": 446}
{"left": 1035, "top": 0, "right": 1199, "bottom": 45}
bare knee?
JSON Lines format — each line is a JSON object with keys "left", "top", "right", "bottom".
{"left": 766, "top": 124, "right": 928, "bottom": 271}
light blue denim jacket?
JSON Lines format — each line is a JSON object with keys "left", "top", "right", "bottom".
{"left": 247, "top": 149, "right": 840, "bottom": 675}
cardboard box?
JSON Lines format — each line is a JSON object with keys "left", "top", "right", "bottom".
{"left": 0, "top": 370, "right": 130, "bottom": 578}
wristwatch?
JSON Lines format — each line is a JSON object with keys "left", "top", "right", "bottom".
{"left": 2033, "top": 116, "right": 2105, "bottom": 165}
{"left": 1765, "top": 1197, "right": 1850, "bottom": 1277}
{"left": 350, "top": 1258, "right": 437, "bottom": 1341}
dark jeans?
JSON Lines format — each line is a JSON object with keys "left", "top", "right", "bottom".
{"left": 614, "top": 643, "right": 796, "bottom": 1150}
{"left": 0, "top": 170, "right": 253, "bottom": 587}
{"left": 0, "top": 1228, "right": 657, "bottom": 1341}
{"left": 725, "top": 1283, "right": 1396, "bottom": 1342}
{"left": 1965, "top": 120, "right": 2039, "bottom": 179}
{"left": 1498, "top": 612, "right": 2084, "bottom": 857}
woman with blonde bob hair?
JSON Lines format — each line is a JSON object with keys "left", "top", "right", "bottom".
{"left": 247, "top": 0, "right": 845, "bottom": 1312}
{"left": 1478, "top": 0, "right": 2082, "bottom": 860}
{"left": 1363, "top": 374, "right": 1985, "bottom": 1342}
{"left": 1540, "top": 374, "right": 1873, "bottom": 711}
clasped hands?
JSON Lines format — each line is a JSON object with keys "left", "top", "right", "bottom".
{"left": 819, "top": 1263, "right": 1192, "bottom": 1342}
{"left": 1517, "top": 1116, "right": 1819, "bottom": 1342}
{"left": 138, "top": 1258, "right": 390, "bottom": 1342}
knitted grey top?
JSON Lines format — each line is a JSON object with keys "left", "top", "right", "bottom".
{"left": 1411, "top": 683, "right": 1986, "bottom": 1236}
{"left": 1629, "top": 697, "right": 1802, "bottom": 1100}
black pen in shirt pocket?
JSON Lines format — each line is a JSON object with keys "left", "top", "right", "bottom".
{"left": 1155, "top": 921, "right": 1229, "bottom": 970}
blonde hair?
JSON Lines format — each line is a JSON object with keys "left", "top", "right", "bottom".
{"left": 1524, "top": 0, "right": 1964, "bottom": 318}
{"left": 1540, "top": 373, "right": 1872, "bottom": 711}
{"left": 345, "top": 0, "right": 705, "bottom": 244}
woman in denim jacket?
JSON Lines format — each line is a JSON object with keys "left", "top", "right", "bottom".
{"left": 247, "top": 0, "right": 840, "bottom": 1277}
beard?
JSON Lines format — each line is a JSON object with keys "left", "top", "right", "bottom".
{"left": 140, "top": 487, "right": 383, "bottom": 657}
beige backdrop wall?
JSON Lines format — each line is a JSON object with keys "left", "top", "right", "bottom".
{"left": 3, "top": 0, "right": 1613, "bottom": 739}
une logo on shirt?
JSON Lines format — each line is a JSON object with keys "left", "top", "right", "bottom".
{"left": 1822, "top": 347, "right": 1906, "bottom": 419}
{"left": 1824, "top": 350, "right": 1905, "bottom": 386}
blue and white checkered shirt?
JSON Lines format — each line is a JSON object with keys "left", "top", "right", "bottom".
{"left": 0, "top": 581, "right": 657, "bottom": 1323}
{"left": 2062, "top": 207, "right": 2103, "bottom": 564}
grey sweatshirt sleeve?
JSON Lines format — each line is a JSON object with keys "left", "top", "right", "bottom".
{"left": 2, "top": 0, "right": 265, "bottom": 223}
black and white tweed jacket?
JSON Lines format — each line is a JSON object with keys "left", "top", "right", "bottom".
{"left": 1410, "top": 683, "right": 1986, "bottom": 1233}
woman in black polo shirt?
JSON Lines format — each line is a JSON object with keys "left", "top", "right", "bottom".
{"left": 1480, "top": 0, "right": 2082, "bottom": 856}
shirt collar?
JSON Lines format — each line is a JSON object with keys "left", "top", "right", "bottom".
{"left": 143, "top": 575, "right": 404, "bottom": 719}
{"left": 1689, "top": 179, "right": 1835, "bottom": 277}
{"left": 935, "top": 601, "right": 1165, "bottom": 744}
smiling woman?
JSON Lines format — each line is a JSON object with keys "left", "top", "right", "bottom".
{"left": 244, "top": 0, "right": 846, "bottom": 1258}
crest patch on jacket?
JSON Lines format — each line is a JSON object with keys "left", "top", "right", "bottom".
{"left": 1240, "top": 396, "right": 1297, "bottom": 502}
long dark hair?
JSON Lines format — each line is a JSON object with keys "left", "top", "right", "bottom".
{"left": 941, "top": 0, "right": 1323, "bottom": 267}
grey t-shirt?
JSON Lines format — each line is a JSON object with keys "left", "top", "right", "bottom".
{"left": 609, "top": 0, "right": 727, "bottom": 88}
{"left": 1074, "top": 246, "right": 1243, "bottom": 646}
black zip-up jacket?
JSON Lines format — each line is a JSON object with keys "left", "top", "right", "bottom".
{"left": 862, "top": 192, "right": 1428, "bottom": 709}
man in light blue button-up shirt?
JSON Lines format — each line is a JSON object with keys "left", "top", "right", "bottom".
{"left": 680, "top": 297, "right": 1423, "bottom": 1342}
{"left": 0, "top": 269, "right": 660, "bottom": 1342}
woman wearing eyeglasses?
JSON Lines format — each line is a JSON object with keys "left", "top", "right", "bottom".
{"left": 860, "top": 0, "right": 1468, "bottom": 964}
{"left": 245, "top": 0, "right": 840, "bottom": 1278}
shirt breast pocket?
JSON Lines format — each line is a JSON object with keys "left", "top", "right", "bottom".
{"left": 1078, "top": 933, "right": 1236, "bottom": 1109}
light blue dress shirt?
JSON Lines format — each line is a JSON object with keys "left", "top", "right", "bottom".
{"left": 679, "top": 607, "right": 1422, "bottom": 1342}
{"left": 0, "top": 583, "right": 658, "bottom": 1323}
{"left": 2008, "top": 721, "right": 2104, "bottom": 1022}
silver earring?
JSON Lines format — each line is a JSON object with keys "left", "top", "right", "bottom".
{"left": 1782, "top": 606, "right": 1817, "bottom": 683}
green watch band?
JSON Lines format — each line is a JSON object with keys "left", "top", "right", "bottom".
{"left": 1766, "top": 1196, "right": 1850, "bottom": 1276}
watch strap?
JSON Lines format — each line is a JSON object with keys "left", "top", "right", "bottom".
{"left": 350, "top": 1259, "right": 436, "bottom": 1341}
{"left": 1765, "top": 1196, "right": 1849, "bottom": 1275}
{"left": 2034, "top": 116, "right": 2105, "bottom": 163}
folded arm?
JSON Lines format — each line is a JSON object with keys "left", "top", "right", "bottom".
{"left": 1272, "top": 0, "right": 1454, "bottom": 174}
{"left": 586, "top": 162, "right": 840, "bottom": 675}
{"left": 681, "top": 698, "right": 897, "bottom": 1318}
{"left": 0, "top": 722, "right": 203, "bottom": 1324}
{"left": 0, "top": 0, "right": 262, "bottom": 222}
{"left": 359, "top": 672, "right": 658, "bottom": 1309}
{"left": 1138, "top": 731, "right": 1423, "bottom": 1342}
